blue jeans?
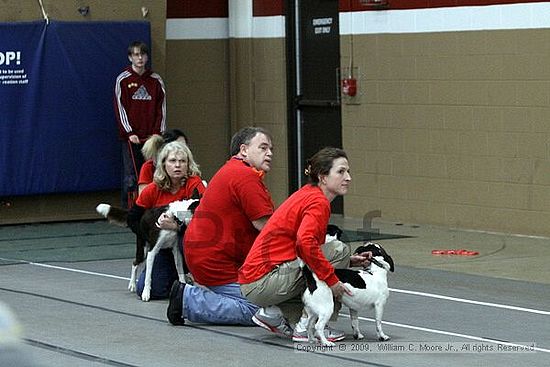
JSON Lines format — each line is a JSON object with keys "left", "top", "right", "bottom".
{"left": 136, "top": 249, "right": 178, "bottom": 300}
{"left": 184, "top": 283, "right": 259, "bottom": 325}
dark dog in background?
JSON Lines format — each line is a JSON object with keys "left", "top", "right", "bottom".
{"left": 96, "top": 196, "right": 199, "bottom": 301}
{"left": 325, "top": 224, "right": 343, "bottom": 242}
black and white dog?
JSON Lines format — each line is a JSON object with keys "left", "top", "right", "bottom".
{"left": 96, "top": 197, "right": 199, "bottom": 301}
{"left": 302, "top": 239, "right": 395, "bottom": 346}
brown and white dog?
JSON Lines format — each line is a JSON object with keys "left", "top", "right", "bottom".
{"left": 96, "top": 197, "right": 199, "bottom": 301}
{"left": 302, "top": 241, "right": 395, "bottom": 346}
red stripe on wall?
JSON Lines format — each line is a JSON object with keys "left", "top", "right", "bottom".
{"left": 340, "top": 0, "right": 549, "bottom": 11}
{"left": 253, "top": 0, "right": 285, "bottom": 16}
{"left": 167, "top": 0, "right": 228, "bottom": 18}
{"left": 167, "top": 0, "right": 545, "bottom": 18}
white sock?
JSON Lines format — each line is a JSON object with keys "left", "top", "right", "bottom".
{"left": 294, "top": 316, "right": 308, "bottom": 332}
{"left": 262, "top": 305, "right": 283, "bottom": 317}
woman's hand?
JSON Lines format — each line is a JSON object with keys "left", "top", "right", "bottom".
{"left": 350, "top": 251, "right": 373, "bottom": 268}
{"left": 330, "top": 281, "right": 352, "bottom": 299}
{"left": 156, "top": 213, "right": 178, "bottom": 231}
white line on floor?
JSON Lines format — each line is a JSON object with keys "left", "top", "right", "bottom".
{"left": 28, "top": 261, "right": 130, "bottom": 281}
{"left": 390, "top": 288, "right": 550, "bottom": 315}
{"left": 0, "top": 257, "right": 129, "bottom": 281}
{"left": 6, "top": 257, "right": 548, "bottom": 315}
{"left": 5, "top": 256, "right": 549, "bottom": 351}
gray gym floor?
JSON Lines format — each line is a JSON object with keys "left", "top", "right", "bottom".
{"left": 0, "top": 218, "right": 548, "bottom": 366}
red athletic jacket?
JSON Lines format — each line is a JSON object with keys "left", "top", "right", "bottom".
{"left": 239, "top": 184, "right": 338, "bottom": 287}
{"left": 114, "top": 66, "right": 166, "bottom": 141}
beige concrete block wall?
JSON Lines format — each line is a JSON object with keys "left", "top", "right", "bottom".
{"left": 165, "top": 33, "right": 288, "bottom": 205}
{"left": 342, "top": 29, "right": 550, "bottom": 236}
{"left": 227, "top": 38, "right": 288, "bottom": 206}
{"left": 229, "top": 39, "right": 255, "bottom": 133}
{"left": 252, "top": 38, "right": 288, "bottom": 206}
{"left": 167, "top": 36, "right": 288, "bottom": 205}
{"left": 166, "top": 40, "right": 230, "bottom": 181}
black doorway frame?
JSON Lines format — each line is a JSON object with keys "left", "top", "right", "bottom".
{"left": 285, "top": 0, "right": 344, "bottom": 213}
{"left": 285, "top": 0, "right": 300, "bottom": 195}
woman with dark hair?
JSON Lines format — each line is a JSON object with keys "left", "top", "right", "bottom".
{"left": 238, "top": 147, "right": 371, "bottom": 342}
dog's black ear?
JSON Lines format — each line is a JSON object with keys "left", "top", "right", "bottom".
{"left": 188, "top": 200, "right": 200, "bottom": 213}
{"left": 326, "top": 224, "right": 343, "bottom": 240}
{"left": 356, "top": 242, "right": 393, "bottom": 271}
{"left": 372, "top": 244, "right": 394, "bottom": 272}
{"left": 384, "top": 254, "right": 395, "bottom": 272}
{"left": 191, "top": 188, "right": 201, "bottom": 200}
{"left": 355, "top": 242, "right": 382, "bottom": 257}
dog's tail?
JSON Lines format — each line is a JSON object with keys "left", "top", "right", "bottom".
{"left": 301, "top": 265, "right": 318, "bottom": 294}
{"left": 96, "top": 204, "right": 128, "bottom": 227}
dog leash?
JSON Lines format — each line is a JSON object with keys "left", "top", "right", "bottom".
{"left": 127, "top": 140, "right": 141, "bottom": 208}
{"left": 368, "top": 257, "right": 385, "bottom": 269}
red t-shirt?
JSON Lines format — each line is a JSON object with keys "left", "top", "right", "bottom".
{"left": 136, "top": 175, "right": 205, "bottom": 208}
{"left": 138, "top": 160, "right": 155, "bottom": 186}
{"left": 239, "top": 184, "right": 339, "bottom": 287}
{"left": 184, "top": 158, "right": 274, "bottom": 286}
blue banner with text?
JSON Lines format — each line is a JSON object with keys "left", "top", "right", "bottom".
{"left": 0, "top": 20, "right": 150, "bottom": 196}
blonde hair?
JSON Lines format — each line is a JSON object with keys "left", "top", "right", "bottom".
{"left": 141, "top": 134, "right": 163, "bottom": 161}
{"left": 141, "top": 130, "right": 189, "bottom": 161}
{"left": 153, "top": 141, "right": 201, "bottom": 190}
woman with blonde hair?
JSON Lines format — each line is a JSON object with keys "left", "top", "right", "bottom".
{"left": 129, "top": 140, "right": 205, "bottom": 299}
{"left": 138, "top": 129, "right": 189, "bottom": 194}
{"left": 137, "top": 141, "right": 202, "bottom": 207}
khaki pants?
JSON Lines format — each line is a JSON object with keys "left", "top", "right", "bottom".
{"left": 240, "top": 240, "right": 351, "bottom": 324}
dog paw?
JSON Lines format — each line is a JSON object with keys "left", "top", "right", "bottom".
{"left": 141, "top": 289, "right": 151, "bottom": 302}
{"left": 128, "top": 282, "right": 136, "bottom": 293}
{"left": 378, "top": 335, "right": 391, "bottom": 342}
{"left": 353, "top": 333, "right": 364, "bottom": 340}
{"left": 96, "top": 203, "right": 110, "bottom": 217}
{"left": 320, "top": 340, "right": 335, "bottom": 347}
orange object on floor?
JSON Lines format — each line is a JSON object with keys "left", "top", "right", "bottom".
{"left": 431, "top": 249, "right": 479, "bottom": 256}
